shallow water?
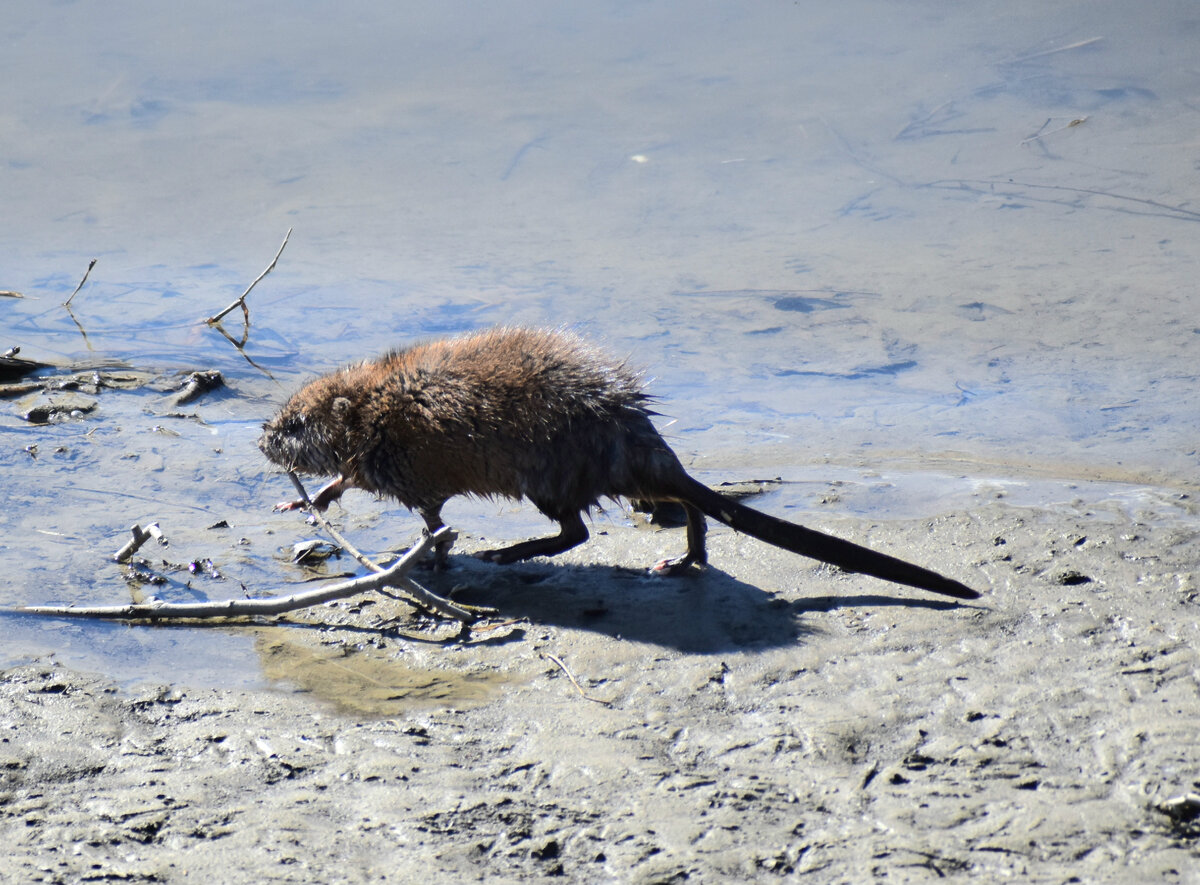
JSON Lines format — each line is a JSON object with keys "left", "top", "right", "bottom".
{"left": 2, "top": 1, "right": 1198, "bottom": 687}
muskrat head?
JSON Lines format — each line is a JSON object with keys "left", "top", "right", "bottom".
{"left": 258, "top": 382, "right": 356, "bottom": 478}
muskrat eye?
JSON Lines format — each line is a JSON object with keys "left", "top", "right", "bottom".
{"left": 267, "top": 413, "right": 305, "bottom": 437}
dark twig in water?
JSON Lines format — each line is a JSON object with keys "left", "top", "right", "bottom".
{"left": 62, "top": 303, "right": 93, "bottom": 348}
{"left": 17, "top": 527, "right": 458, "bottom": 622}
{"left": 63, "top": 258, "right": 97, "bottom": 307}
{"left": 207, "top": 321, "right": 276, "bottom": 376}
{"left": 205, "top": 228, "right": 292, "bottom": 326}
{"left": 540, "top": 651, "right": 613, "bottom": 706}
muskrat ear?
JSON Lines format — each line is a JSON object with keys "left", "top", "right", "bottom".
{"left": 332, "top": 397, "right": 352, "bottom": 419}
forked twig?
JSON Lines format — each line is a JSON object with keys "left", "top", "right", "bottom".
{"left": 205, "top": 228, "right": 292, "bottom": 326}
{"left": 112, "top": 523, "right": 165, "bottom": 562}
{"left": 18, "top": 528, "right": 450, "bottom": 621}
{"left": 285, "top": 471, "right": 494, "bottom": 621}
{"left": 287, "top": 471, "right": 383, "bottom": 574}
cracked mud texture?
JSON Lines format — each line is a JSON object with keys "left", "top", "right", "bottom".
{"left": 2, "top": 503, "right": 1197, "bottom": 883}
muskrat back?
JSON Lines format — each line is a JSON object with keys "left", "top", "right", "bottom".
{"left": 261, "top": 327, "right": 682, "bottom": 513}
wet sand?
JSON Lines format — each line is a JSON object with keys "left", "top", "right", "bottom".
{"left": 3, "top": 499, "right": 1198, "bottom": 882}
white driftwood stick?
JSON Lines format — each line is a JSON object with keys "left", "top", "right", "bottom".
{"left": 18, "top": 527, "right": 477, "bottom": 622}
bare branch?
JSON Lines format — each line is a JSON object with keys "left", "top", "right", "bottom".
{"left": 204, "top": 228, "right": 292, "bottom": 325}
{"left": 540, "top": 651, "right": 613, "bottom": 705}
{"left": 287, "top": 471, "right": 384, "bottom": 574}
{"left": 63, "top": 258, "right": 97, "bottom": 307}
{"left": 19, "top": 527, "right": 465, "bottom": 621}
{"left": 1020, "top": 116, "right": 1088, "bottom": 146}
{"left": 283, "top": 471, "right": 495, "bottom": 620}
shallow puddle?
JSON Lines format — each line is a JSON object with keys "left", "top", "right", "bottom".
{"left": 253, "top": 627, "right": 515, "bottom": 717}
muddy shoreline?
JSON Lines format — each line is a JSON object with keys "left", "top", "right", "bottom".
{"left": 4, "top": 0, "right": 1200, "bottom": 879}
{"left": 3, "top": 500, "right": 1197, "bottom": 883}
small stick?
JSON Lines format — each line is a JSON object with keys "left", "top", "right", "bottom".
{"left": 286, "top": 470, "right": 493, "bottom": 620}
{"left": 64, "top": 258, "right": 97, "bottom": 307}
{"left": 113, "top": 523, "right": 153, "bottom": 563}
{"left": 1020, "top": 116, "right": 1088, "bottom": 146}
{"left": 205, "top": 228, "right": 292, "bottom": 325}
{"left": 1004, "top": 36, "right": 1103, "bottom": 65}
{"left": 18, "top": 527, "right": 454, "bottom": 621}
{"left": 287, "top": 471, "right": 383, "bottom": 574}
{"left": 540, "top": 651, "right": 612, "bottom": 706}
{"left": 381, "top": 568, "right": 485, "bottom": 623}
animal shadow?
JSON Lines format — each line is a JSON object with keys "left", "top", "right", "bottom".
{"left": 428, "top": 555, "right": 970, "bottom": 654}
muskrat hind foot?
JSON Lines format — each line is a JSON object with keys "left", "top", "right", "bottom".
{"left": 651, "top": 555, "right": 708, "bottom": 576}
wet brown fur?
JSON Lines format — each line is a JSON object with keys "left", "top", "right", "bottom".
{"left": 259, "top": 327, "right": 978, "bottom": 599}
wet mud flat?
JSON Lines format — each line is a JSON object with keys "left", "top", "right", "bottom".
{"left": 2, "top": 500, "right": 1198, "bottom": 883}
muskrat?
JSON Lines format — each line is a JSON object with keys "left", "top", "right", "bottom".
{"left": 259, "top": 327, "right": 978, "bottom": 600}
